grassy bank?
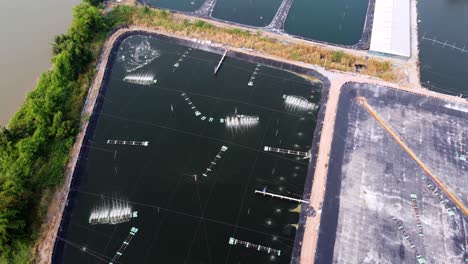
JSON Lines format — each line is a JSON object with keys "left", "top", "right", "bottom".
{"left": 111, "top": 5, "right": 399, "bottom": 81}
{"left": 0, "top": 2, "right": 112, "bottom": 262}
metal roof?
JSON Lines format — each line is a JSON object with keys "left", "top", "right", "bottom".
{"left": 369, "top": 0, "right": 411, "bottom": 57}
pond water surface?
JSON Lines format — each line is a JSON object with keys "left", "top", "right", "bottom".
{"left": 58, "top": 34, "right": 322, "bottom": 264}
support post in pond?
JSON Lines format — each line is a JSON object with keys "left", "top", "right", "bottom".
{"left": 228, "top": 237, "right": 281, "bottom": 256}
{"left": 214, "top": 50, "right": 228, "bottom": 75}
{"left": 263, "top": 146, "right": 310, "bottom": 159}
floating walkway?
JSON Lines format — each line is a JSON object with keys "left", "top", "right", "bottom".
{"left": 109, "top": 227, "right": 138, "bottom": 264}
{"left": 174, "top": 48, "right": 192, "bottom": 68}
{"left": 107, "top": 140, "right": 149, "bottom": 147}
{"left": 228, "top": 237, "right": 281, "bottom": 256}
{"left": 421, "top": 34, "right": 468, "bottom": 54}
{"left": 248, "top": 64, "right": 261, "bottom": 86}
{"left": 181, "top": 92, "right": 202, "bottom": 117}
{"left": 255, "top": 188, "right": 309, "bottom": 204}
{"left": 214, "top": 50, "right": 227, "bottom": 75}
{"left": 181, "top": 92, "right": 223, "bottom": 123}
{"left": 202, "top": 145, "right": 228, "bottom": 177}
{"left": 263, "top": 146, "right": 310, "bottom": 159}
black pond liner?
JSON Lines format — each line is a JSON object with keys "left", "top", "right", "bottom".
{"left": 138, "top": 0, "right": 376, "bottom": 50}
{"left": 313, "top": 82, "right": 468, "bottom": 263}
{"left": 313, "top": 83, "right": 355, "bottom": 264}
{"left": 51, "top": 29, "right": 331, "bottom": 264}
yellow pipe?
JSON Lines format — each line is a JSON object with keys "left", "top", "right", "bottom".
{"left": 356, "top": 96, "right": 468, "bottom": 217}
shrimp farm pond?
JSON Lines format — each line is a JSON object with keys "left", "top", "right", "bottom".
{"left": 141, "top": 0, "right": 371, "bottom": 46}
{"left": 53, "top": 33, "right": 324, "bottom": 263}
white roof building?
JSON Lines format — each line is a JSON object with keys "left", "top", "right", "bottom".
{"left": 369, "top": 0, "right": 411, "bottom": 57}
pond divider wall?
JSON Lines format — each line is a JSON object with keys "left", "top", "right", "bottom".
{"left": 137, "top": 0, "right": 376, "bottom": 49}
{"left": 51, "top": 28, "right": 330, "bottom": 264}
{"left": 312, "top": 83, "right": 353, "bottom": 264}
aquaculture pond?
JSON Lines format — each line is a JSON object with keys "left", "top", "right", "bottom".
{"left": 211, "top": 0, "right": 283, "bottom": 27}
{"left": 418, "top": 0, "right": 468, "bottom": 97}
{"left": 142, "top": 0, "right": 370, "bottom": 45}
{"left": 56, "top": 34, "right": 322, "bottom": 263}
{"left": 142, "top": 0, "right": 205, "bottom": 12}
{"left": 284, "top": 0, "right": 369, "bottom": 45}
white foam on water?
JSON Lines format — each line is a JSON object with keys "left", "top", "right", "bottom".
{"left": 89, "top": 197, "right": 134, "bottom": 225}
{"left": 283, "top": 95, "right": 316, "bottom": 112}
{"left": 123, "top": 72, "right": 156, "bottom": 85}
{"left": 225, "top": 114, "right": 259, "bottom": 132}
{"left": 119, "top": 37, "right": 161, "bottom": 73}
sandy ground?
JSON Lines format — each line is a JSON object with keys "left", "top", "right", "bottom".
{"left": 33, "top": 5, "right": 466, "bottom": 260}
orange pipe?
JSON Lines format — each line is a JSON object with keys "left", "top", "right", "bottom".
{"left": 357, "top": 96, "right": 468, "bottom": 216}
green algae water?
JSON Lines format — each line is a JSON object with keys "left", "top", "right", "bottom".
{"left": 143, "top": 0, "right": 205, "bottom": 12}
{"left": 58, "top": 34, "right": 321, "bottom": 263}
{"left": 211, "top": 0, "right": 283, "bottom": 27}
{"left": 142, "top": 0, "right": 370, "bottom": 45}
{"left": 284, "top": 0, "right": 369, "bottom": 45}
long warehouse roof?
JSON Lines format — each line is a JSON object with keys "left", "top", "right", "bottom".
{"left": 369, "top": 0, "right": 411, "bottom": 57}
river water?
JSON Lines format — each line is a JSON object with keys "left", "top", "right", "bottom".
{"left": 0, "top": 0, "right": 79, "bottom": 126}
{"left": 57, "top": 34, "right": 322, "bottom": 263}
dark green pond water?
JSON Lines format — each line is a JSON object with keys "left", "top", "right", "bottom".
{"left": 418, "top": 0, "right": 468, "bottom": 97}
{"left": 59, "top": 34, "right": 321, "bottom": 263}
{"left": 211, "top": 0, "right": 282, "bottom": 27}
{"left": 284, "top": 0, "right": 369, "bottom": 45}
{"left": 143, "top": 0, "right": 205, "bottom": 12}
{"left": 142, "top": 0, "right": 370, "bottom": 44}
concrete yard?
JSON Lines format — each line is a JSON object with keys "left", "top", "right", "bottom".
{"left": 316, "top": 82, "right": 468, "bottom": 264}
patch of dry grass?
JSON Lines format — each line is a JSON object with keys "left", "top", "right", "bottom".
{"left": 115, "top": 6, "right": 400, "bottom": 79}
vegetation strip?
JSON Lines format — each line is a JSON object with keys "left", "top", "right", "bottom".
{"left": 0, "top": 2, "right": 116, "bottom": 262}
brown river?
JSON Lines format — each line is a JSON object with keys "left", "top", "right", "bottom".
{"left": 0, "top": 0, "right": 79, "bottom": 125}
